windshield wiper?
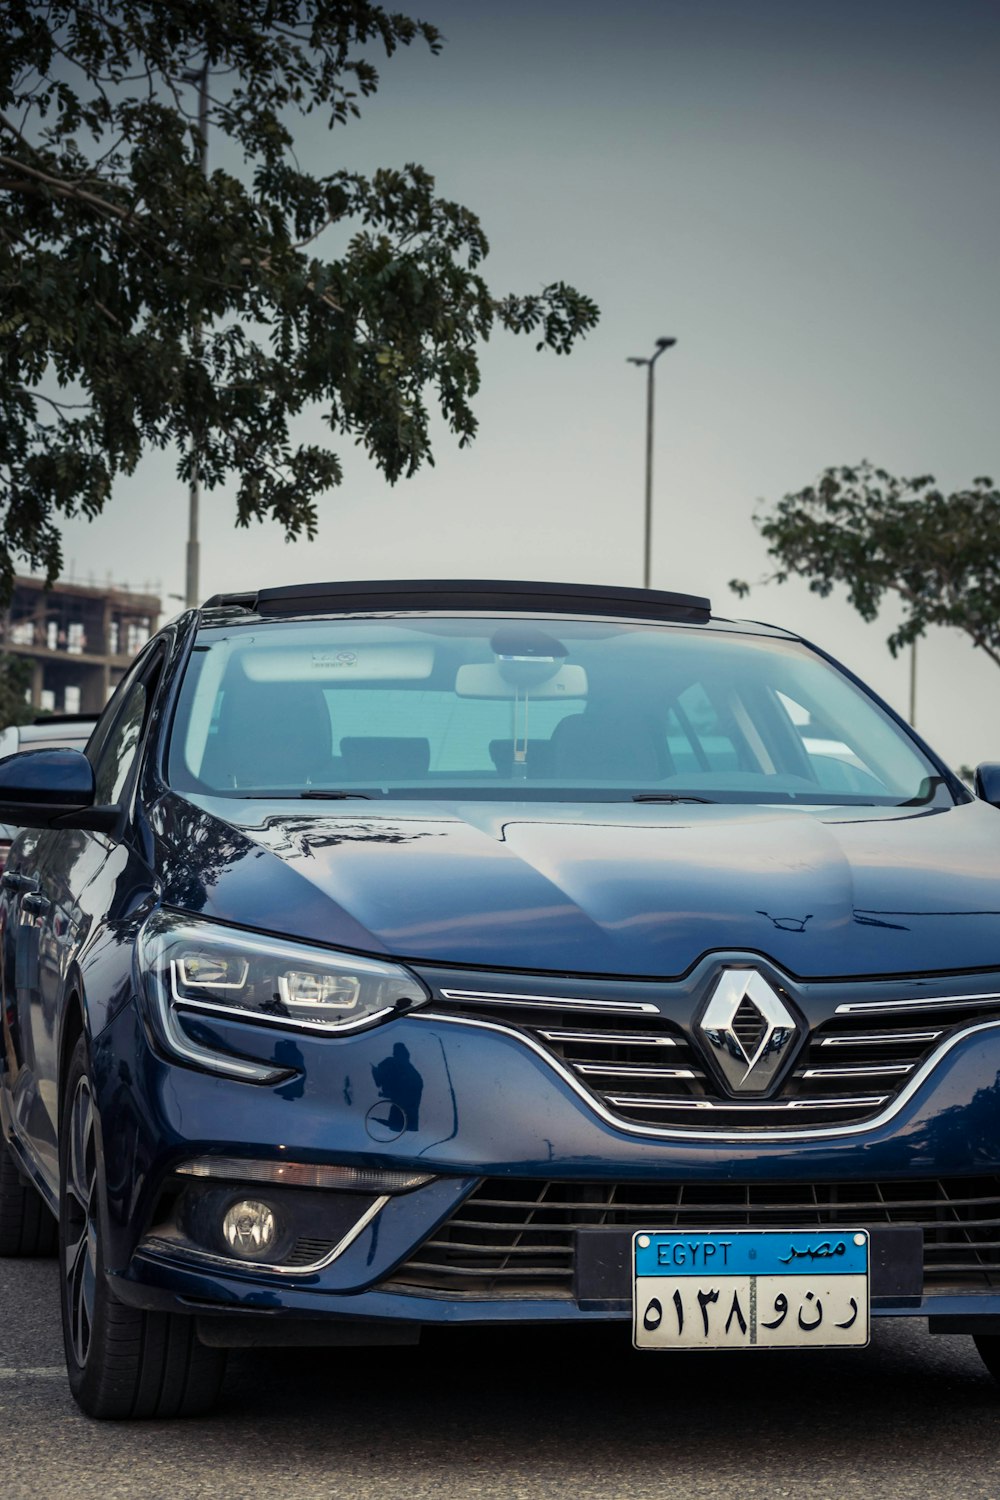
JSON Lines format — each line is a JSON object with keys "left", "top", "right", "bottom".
{"left": 300, "top": 790, "right": 372, "bottom": 800}
{"left": 632, "top": 793, "right": 715, "bottom": 804}
{"left": 238, "top": 790, "right": 372, "bottom": 800}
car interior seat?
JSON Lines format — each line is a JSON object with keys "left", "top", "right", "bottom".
{"left": 338, "top": 736, "right": 431, "bottom": 782}
{"left": 549, "top": 710, "right": 666, "bottom": 782}
{"left": 204, "top": 680, "right": 334, "bottom": 789}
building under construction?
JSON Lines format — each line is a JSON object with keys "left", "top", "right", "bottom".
{"left": 2, "top": 576, "right": 161, "bottom": 715}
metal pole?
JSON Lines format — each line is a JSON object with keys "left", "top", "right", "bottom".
{"left": 909, "top": 639, "right": 917, "bottom": 727}
{"left": 628, "top": 338, "right": 676, "bottom": 591}
{"left": 185, "top": 473, "right": 200, "bottom": 610}
{"left": 184, "top": 63, "right": 209, "bottom": 610}
{"left": 643, "top": 360, "right": 655, "bottom": 591}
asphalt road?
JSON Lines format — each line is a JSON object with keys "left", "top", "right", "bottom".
{"left": 3, "top": 1254, "right": 1000, "bottom": 1500}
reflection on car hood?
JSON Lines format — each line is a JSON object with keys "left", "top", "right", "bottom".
{"left": 153, "top": 794, "right": 1000, "bottom": 979}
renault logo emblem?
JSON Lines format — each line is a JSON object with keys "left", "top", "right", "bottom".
{"left": 697, "top": 968, "right": 801, "bottom": 1095}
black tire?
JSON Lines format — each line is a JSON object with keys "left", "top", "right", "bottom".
{"left": 975, "top": 1334, "right": 1000, "bottom": 1384}
{"left": 0, "top": 1129, "right": 58, "bottom": 1256}
{"left": 59, "top": 1033, "right": 227, "bottom": 1420}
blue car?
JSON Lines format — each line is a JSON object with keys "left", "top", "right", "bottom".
{"left": 2, "top": 578, "right": 1000, "bottom": 1418}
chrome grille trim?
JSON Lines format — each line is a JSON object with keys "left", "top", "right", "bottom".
{"left": 574, "top": 1064, "right": 697, "bottom": 1080}
{"left": 819, "top": 1030, "right": 943, "bottom": 1046}
{"left": 835, "top": 992, "right": 1000, "bottom": 1014}
{"left": 538, "top": 1029, "right": 678, "bottom": 1047}
{"left": 800, "top": 1064, "right": 914, "bottom": 1079}
{"left": 605, "top": 1096, "right": 714, "bottom": 1111}
{"left": 415, "top": 1010, "right": 1000, "bottom": 1141}
{"left": 606, "top": 1093, "right": 890, "bottom": 1113}
{"left": 439, "top": 989, "right": 659, "bottom": 1015}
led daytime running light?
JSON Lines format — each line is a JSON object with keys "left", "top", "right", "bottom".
{"left": 176, "top": 1155, "right": 433, "bottom": 1193}
{"left": 137, "top": 912, "right": 430, "bottom": 1086}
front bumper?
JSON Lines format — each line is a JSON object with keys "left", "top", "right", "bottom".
{"left": 95, "top": 988, "right": 1000, "bottom": 1332}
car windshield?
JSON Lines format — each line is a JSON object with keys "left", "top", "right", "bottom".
{"left": 167, "top": 615, "right": 949, "bottom": 806}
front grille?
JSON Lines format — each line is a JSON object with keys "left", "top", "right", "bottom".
{"left": 432, "top": 986, "right": 1000, "bottom": 1132}
{"left": 386, "top": 1176, "right": 1000, "bottom": 1299}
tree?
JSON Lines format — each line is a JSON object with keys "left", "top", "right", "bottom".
{"left": 0, "top": 654, "right": 34, "bottom": 731}
{"left": 731, "top": 463, "right": 1000, "bottom": 670}
{"left": 0, "top": 3, "right": 599, "bottom": 600}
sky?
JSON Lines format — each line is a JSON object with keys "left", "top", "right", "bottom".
{"left": 54, "top": 0, "right": 1000, "bottom": 769}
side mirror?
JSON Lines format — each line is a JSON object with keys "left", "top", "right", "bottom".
{"left": 974, "top": 764, "right": 1000, "bottom": 808}
{"left": 0, "top": 749, "right": 119, "bottom": 832}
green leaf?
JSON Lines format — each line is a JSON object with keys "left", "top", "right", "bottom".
{"left": 744, "top": 460, "right": 1000, "bottom": 671}
{"left": 0, "top": 1, "right": 600, "bottom": 599}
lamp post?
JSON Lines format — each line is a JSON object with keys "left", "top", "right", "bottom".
{"left": 182, "top": 62, "right": 209, "bottom": 610}
{"left": 627, "top": 336, "right": 676, "bottom": 589}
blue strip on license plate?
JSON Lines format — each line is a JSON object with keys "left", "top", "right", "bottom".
{"left": 633, "top": 1228, "right": 870, "bottom": 1351}
{"left": 634, "top": 1229, "right": 869, "bottom": 1279}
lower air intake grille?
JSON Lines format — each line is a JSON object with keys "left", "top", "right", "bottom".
{"left": 386, "top": 1176, "right": 1000, "bottom": 1300}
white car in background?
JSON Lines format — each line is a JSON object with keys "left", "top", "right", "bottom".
{"left": 0, "top": 717, "right": 97, "bottom": 871}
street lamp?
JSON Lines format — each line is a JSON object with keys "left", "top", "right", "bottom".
{"left": 627, "top": 336, "right": 676, "bottom": 589}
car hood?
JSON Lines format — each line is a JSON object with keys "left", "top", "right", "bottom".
{"left": 152, "top": 794, "right": 1000, "bottom": 979}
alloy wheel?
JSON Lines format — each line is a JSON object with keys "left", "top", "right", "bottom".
{"left": 63, "top": 1074, "right": 98, "bottom": 1368}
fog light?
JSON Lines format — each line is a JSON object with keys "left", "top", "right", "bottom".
{"left": 222, "top": 1199, "right": 277, "bottom": 1258}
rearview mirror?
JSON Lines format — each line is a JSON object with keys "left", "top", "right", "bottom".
{"left": 455, "top": 663, "right": 588, "bottom": 699}
{"left": 0, "top": 748, "right": 118, "bottom": 831}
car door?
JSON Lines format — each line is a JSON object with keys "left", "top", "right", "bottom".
{"left": 1, "top": 821, "right": 49, "bottom": 1141}
{"left": 4, "top": 645, "right": 164, "bottom": 1188}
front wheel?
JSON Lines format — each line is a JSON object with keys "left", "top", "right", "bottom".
{"left": 59, "top": 1033, "right": 226, "bottom": 1419}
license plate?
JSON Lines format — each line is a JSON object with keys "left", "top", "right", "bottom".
{"left": 632, "top": 1229, "right": 870, "bottom": 1350}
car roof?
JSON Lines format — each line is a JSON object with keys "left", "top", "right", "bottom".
{"left": 202, "top": 578, "right": 710, "bottom": 620}
{"left": 196, "top": 579, "right": 795, "bottom": 641}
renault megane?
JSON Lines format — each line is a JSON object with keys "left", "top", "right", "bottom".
{"left": 2, "top": 579, "right": 1000, "bottom": 1418}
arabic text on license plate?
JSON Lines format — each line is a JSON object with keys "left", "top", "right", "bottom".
{"left": 632, "top": 1229, "right": 870, "bottom": 1350}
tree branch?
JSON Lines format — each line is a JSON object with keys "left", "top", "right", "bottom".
{"left": 0, "top": 152, "right": 133, "bottom": 223}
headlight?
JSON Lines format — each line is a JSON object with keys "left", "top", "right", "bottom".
{"left": 137, "top": 910, "right": 428, "bottom": 1081}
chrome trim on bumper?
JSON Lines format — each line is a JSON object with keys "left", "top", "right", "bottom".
{"left": 138, "top": 1195, "right": 390, "bottom": 1276}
